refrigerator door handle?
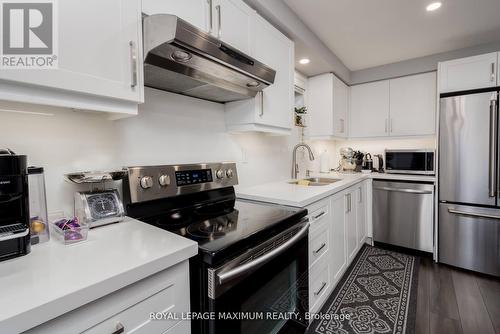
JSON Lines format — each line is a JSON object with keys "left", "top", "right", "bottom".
{"left": 489, "top": 98, "right": 498, "bottom": 197}
{"left": 448, "top": 208, "right": 500, "bottom": 220}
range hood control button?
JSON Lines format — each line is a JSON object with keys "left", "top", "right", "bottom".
{"left": 140, "top": 176, "right": 154, "bottom": 189}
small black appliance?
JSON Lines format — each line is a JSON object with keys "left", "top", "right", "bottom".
{"left": 0, "top": 149, "right": 31, "bottom": 261}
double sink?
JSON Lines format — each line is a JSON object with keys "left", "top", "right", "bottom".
{"left": 288, "top": 177, "right": 341, "bottom": 187}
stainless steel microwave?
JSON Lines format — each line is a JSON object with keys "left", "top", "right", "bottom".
{"left": 385, "top": 149, "right": 435, "bottom": 175}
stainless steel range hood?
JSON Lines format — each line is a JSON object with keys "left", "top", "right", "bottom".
{"left": 142, "top": 14, "right": 276, "bottom": 103}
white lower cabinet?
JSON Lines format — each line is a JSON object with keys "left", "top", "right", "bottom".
{"left": 26, "top": 261, "right": 191, "bottom": 334}
{"left": 330, "top": 191, "right": 348, "bottom": 284}
{"left": 345, "top": 189, "right": 358, "bottom": 263}
{"left": 356, "top": 181, "right": 368, "bottom": 246}
{"left": 308, "top": 181, "right": 369, "bottom": 314}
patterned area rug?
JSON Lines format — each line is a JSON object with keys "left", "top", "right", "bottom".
{"left": 307, "top": 245, "right": 419, "bottom": 334}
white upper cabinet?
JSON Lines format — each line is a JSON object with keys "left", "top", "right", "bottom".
{"left": 350, "top": 80, "right": 390, "bottom": 138}
{"left": 225, "top": 13, "right": 294, "bottom": 134}
{"left": 333, "top": 76, "right": 349, "bottom": 138}
{"left": 439, "top": 52, "right": 498, "bottom": 93}
{"left": 212, "top": 0, "right": 254, "bottom": 55}
{"left": 0, "top": 0, "right": 143, "bottom": 116}
{"left": 308, "top": 73, "right": 349, "bottom": 138}
{"left": 389, "top": 72, "right": 436, "bottom": 136}
{"left": 142, "top": 0, "right": 210, "bottom": 32}
{"left": 143, "top": 0, "right": 254, "bottom": 56}
{"left": 349, "top": 73, "right": 436, "bottom": 138}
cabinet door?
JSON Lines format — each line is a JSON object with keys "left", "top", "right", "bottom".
{"left": 333, "top": 76, "right": 349, "bottom": 138}
{"left": 253, "top": 14, "right": 294, "bottom": 130}
{"left": 346, "top": 191, "right": 358, "bottom": 263}
{"left": 389, "top": 72, "right": 436, "bottom": 136}
{"left": 330, "top": 192, "right": 347, "bottom": 283}
{"left": 350, "top": 81, "right": 390, "bottom": 138}
{"left": 308, "top": 74, "right": 334, "bottom": 137}
{"left": 142, "top": 0, "right": 209, "bottom": 32}
{"left": 0, "top": 0, "right": 143, "bottom": 104}
{"left": 439, "top": 52, "right": 497, "bottom": 93}
{"left": 356, "top": 183, "right": 367, "bottom": 247}
{"left": 213, "top": 0, "right": 254, "bottom": 55}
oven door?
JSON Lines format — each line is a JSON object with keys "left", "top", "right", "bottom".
{"left": 206, "top": 220, "right": 309, "bottom": 334}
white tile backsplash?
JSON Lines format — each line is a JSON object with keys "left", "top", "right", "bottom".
{"left": 0, "top": 88, "right": 302, "bottom": 215}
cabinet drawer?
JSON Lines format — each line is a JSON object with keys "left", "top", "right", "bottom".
{"left": 309, "top": 223, "right": 329, "bottom": 266}
{"left": 308, "top": 201, "right": 329, "bottom": 235}
{"left": 309, "top": 253, "right": 330, "bottom": 313}
{"left": 26, "top": 262, "right": 190, "bottom": 334}
{"left": 83, "top": 279, "right": 182, "bottom": 334}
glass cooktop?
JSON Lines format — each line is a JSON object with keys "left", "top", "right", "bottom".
{"left": 139, "top": 199, "right": 307, "bottom": 265}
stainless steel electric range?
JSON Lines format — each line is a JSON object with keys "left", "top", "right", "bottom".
{"left": 123, "top": 162, "right": 309, "bottom": 334}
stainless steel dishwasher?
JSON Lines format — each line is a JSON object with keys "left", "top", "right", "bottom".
{"left": 373, "top": 180, "right": 434, "bottom": 252}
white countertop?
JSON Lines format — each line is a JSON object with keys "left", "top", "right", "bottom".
{"left": 236, "top": 172, "right": 435, "bottom": 208}
{"left": 0, "top": 217, "right": 198, "bottom": 333}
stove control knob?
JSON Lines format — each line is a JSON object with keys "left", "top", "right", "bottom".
{"left": 140, "top": 176, "right": 153, "bottom": 189}
{"left": 226, "top": 169, "right": 234, "bottom": 178}
{"left": 216, "top": 169, "right": 225, "bottom": 179}
{"left": 158, "top": 175, "right": 171, "bottom": 187}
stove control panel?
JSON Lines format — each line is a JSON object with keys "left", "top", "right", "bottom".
{"left": 126, "top": 162, "right": 238, "bottom": 203}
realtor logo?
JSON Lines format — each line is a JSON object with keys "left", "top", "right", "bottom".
{"left": 0, "top": 0, "right": 58, "bottom": 68}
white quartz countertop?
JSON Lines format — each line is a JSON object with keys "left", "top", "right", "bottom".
{"left": 236, "top": 172, "right": 435, "bottom": 208}
{"left": 0, "top": 217, "right": 198, "bottom": 333}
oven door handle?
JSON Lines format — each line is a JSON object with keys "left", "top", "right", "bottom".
{"left": 217, "top": 221, "right": 310, "bottom": 284}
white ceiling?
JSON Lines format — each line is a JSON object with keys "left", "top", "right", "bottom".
{"left": 284, "top": 0, "right": 500, "bottom": 71}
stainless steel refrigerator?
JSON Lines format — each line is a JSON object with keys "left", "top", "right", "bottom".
{"left": 439, "top": 90, "right": 500, "bottom": 277}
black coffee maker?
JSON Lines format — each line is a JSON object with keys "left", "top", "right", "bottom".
{"left": 0, "top": 149, "right": 31, "bottom": 261}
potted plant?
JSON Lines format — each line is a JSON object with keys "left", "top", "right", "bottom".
{"left": 294, "top": 106, "right": 307, "bottom": 127}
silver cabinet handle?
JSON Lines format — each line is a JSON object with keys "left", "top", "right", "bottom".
{"left": 259, "top": 91, "right": 264, "bottom": 117}
{"left": 359, "top": 188, "right": 362, "bottom": 203}
{"left": 390, "top": 118, "right": 393, "bottom": 133}
{"left": 111, "top": 322, "right": 125, "bottom": 334}
{"left": 217, "top": 222, "right": 309, "bottom": 284}
{"left": 373, "top": 186, "right": 433, "bottom": 194}
{"left": 313, "top": 243, "right": 326, "bottom": 254}
{"left": 313, "top": 211, "right": 326, "bottom": 220}
{"left": 489, "top": 99, "right": 497, "bottom": 197}
{"left": 314, "top": 282, "right": 327, "bottom": 296}
{"left": 340, "top": 119, "right": 345, "bottom": 133}
{"left": 345, "top": 193, "right": 352, "bottom": 213}
{"left": 216, "top": 4, "right": 221, "bottom": 38}
{"left": 129, "top": 41, "right": 137, "bottom": 88}
{"left": 384, "top": 119, "right": 388, "bottom": 133}
{"left": 448, "top": 208, "right": 500, "bottom": 220}
{"left": 207, "top": 0, "right": 213, "bottom": 34}
{"left": 491, "top": 62, "right": 496, "bottom": 82}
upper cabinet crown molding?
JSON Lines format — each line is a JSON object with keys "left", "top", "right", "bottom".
{"left": 0, "top": 0, "right": 144, "bottom": 118}
{"left": 438, "top": 52, "right": 498, "bottom": 93}
{"left": 307, "top": 73, "right": 349, "bottom": 138}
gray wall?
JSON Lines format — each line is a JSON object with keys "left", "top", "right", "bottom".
{"left": 350, "top": 40, "right": 500, "bottom": 84}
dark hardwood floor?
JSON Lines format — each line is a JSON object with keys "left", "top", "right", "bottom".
{"left": 416, "top": 257, "right": 500, "bottom": 334}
